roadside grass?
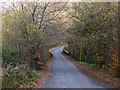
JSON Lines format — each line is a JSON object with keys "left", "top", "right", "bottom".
{"left": 81, "top": 62, "right": 96, "bottom": 68}
{"left": 79, "top": 61, "right": 119, "bottom": 87}
{"left": 49, "top": 43, "right": 67, "bottom": 50}
{"left": 79, "top": 61, "right": 119, "bottom": 84}
{"left": 81, "top": 62, "right": 119, "bottom": 87}
{"left": 23, "top": 75, "right": 41, "bottom": 87}
{"left": 97, "top": 69, "right": 119, "bottom": 84}
{"left": 19, "top": 70, "right": 43, "bottom": 88}
{"left": 48, "top": 50, "right": 53, "bottom": 57}
{"left": 80, "top": 61, "right": 89, "bottom": 65}
{"left": 48, "top": 43, "right": 67, "bottom": 57}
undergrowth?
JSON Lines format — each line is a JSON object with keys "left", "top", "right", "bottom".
{"left": 2, "top": 64, "right": 41, "bottom": 88}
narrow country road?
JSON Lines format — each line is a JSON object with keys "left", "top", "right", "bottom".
{"left": 42, "top": 46, "right": 107, "bottom": 88}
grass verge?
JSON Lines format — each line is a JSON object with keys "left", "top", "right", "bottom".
{"left": 49, "top": 43, "right": 67, "bottom": 50}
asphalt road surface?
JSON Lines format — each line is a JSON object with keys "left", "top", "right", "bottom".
{"left": 42, "top": 46, "right": 109, "bottom": 88}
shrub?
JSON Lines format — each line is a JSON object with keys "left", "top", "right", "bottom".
{"left": 2, "top": 64, "right": 41, "bottom": 88}
{"left": 30, "top": 52, "right": 45, "bottom": 70}
{"left": 111, "top": 49, "right": 120, "bottom": 77}
{"left": 111, "top": 64, "right": 120, "bottom": 77}
{"left": 97, "top": 56, "right": 105, "bottom": 69}
{"left": 2, "top": 46, "right": 21, "bottom": 67}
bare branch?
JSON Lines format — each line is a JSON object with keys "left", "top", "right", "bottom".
{"left": 39, "top": 3, "right": 49, "bottom": 29}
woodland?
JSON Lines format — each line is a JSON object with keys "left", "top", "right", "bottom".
{"left": 1, "top": 2, "right": 120, "bottom": 88}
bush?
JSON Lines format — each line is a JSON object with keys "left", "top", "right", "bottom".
{"left": 2, "top": 46, "right": 21, "bottom": 67}
{"left": 97, "top": 56, "right": 105, "bottom": 69}
{"left": 30, "top": 53, "right": 45, "bottom": 70}
{"left": 111, "top": 64, "right": 120, "bottom": 77}
{"left": 2, "top": 64, "right": 41, "bottom": 88}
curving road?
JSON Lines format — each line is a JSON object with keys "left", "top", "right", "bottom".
{"left": 42, "top": 46, "right": 108, "bottom": 88}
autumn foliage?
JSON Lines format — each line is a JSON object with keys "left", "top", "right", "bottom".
{"left": 66, "top": 2, "right": 119, "bottom": 77}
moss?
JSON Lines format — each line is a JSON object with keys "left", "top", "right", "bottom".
{"left": 49, "top": 50, "right": 53, "bottom": 57}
